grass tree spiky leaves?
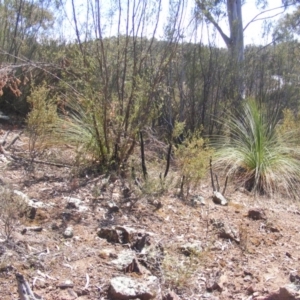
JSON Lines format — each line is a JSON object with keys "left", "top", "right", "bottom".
{"left": 213, "top": 99, "right": 300, "bottom": 197}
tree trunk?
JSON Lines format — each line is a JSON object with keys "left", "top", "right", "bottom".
{"left": 227, "top": 0, "right": 244, "bottom": 64}
{"left": 195, "top": 0, "right": 245, "bottom": 98}
{"left": 227, "top": 0, "right": 244, "bottom": 98}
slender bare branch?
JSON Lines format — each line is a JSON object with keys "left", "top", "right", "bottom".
{"left": 243, "top": 5, "right": 289, "bottom": 32}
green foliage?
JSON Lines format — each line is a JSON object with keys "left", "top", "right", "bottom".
{"left": 277, "top": 108, "right": 300, "bottom": 138}
{"left": 54, "top": 97, "right": 110, "bottom": 167}
{"left": 175, "top": 131, "right": 213, "bottom": 194}
{"left": 213, "top": 99, "right": 300, "bottom": 196}
{"left": 172, "top": 121, "right": 186, "bottom": 140}
{"left": 49, "top": 35, "right": 173, "bottom": 171}
{"left": 0, "top": 0, "right": 56, "bottom": 62}
{"left": 26, "top": 83, "right": 58, "bottom": 154}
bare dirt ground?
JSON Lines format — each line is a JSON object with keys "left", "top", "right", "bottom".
{"left": 1, "top": 124, "right": 300, "bottom": 300}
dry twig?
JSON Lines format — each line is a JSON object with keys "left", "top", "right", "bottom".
{"left": 16, "top": 272, "right": 42, "bottom": 300}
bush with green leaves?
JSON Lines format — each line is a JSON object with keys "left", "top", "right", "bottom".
{"left": 277, "top": 108, "right": 300, "bottom": 140}
{"left": 26, "top": 83, "right": 58, "bottom": 155}
{"left": 213, "top": 99, "right": 300, "bottom": 196}
{"left": 175, "top": 131, "right": 213, "bottom": 196}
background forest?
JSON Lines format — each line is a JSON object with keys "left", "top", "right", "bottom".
{"left": 2, "top": 0, "right": 300, "bottom": 196}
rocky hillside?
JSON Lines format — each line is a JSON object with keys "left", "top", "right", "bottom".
{"left": 1, "top": 127, "right": 300, "bottom": 300}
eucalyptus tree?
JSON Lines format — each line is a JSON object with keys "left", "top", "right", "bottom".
{"left": 273, "top": 1, "right": 300, "bottom": 41}
{"left": 0, "top": 0, "right": 59, "bottom": 62}
{"left": 193, "top": 0, "right": 294, "bottom": 99}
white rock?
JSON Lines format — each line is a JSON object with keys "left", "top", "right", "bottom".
{"left": 63, "top": 226, "right": 73, "bottom": 238}
{"left": 212, "top": 191, "right": 228, "bottom": 206}
{"left": 109, "top": 276, "right": 159, "bottom": 299}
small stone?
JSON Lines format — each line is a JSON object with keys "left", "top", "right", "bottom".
{"left": 246, "top": 285, "right": 255, "bottom": 295}
{"left": 180, "top": 241, "right": 202, "bottom": 256}
{"left": 27, "top": 206, "right": 37, "bottom": 219}
{"left": 212, "top": 191, "right": 228, "bottom": 206}
{"left": 58, "top": 280, "right": 74, "bottom": 289}
{"left": 218, "top": 222, "right": 239, "bottom": 243}
{"left": 163, "top": 291, "right": 181, "bottom": 300}
{"left": 51, "top": 223, "right": 59, "bottom": 230}
{"left": 206, "top": 280, "right": 222, "bottom": 292}
{"left": 65, "top": 197, "right": 82, "bottom": 207}
{"left": 247, "top": 208, "right": 267, "bottom": 220}
{"left": 107, "top": 201, "right": 120, "bottom": 213}
{"left": 63, "top": 227, "right": 73, "bottom": 238}
{"left": 111, "top": 250, "right": 134, "bottom": 269}
{"left": 65, "top": 197, "right": 88, "bottom": 212}
{"left": 191, "top": 195, "right": 206, "bottom": 206}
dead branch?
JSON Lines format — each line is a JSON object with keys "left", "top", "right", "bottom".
{"left": 210, "top": 157, "right": 228, "bottom": 197}
{"left": 16, "top": 272, "right": 42, "bottom": 300}
{"left": 84, "top": 273, "right": 90, "bottom": 289}
{"left": 164, "top": 144, "right": 172, "bottom": 179}
{"left": 222, "top": 176, "right": 228, "bottom": 195}
{"left": 0, "top": 130, "right": 10, "bottom": 146}
{"left": 180, "top": 175, "right": 185, "bottom": 197}
{"left": 210, "top": 157, "right": 216, "bottom": 192}
{"left": 0, "top": 144, "right": 9, "bottom": 155}
{"left": 12, "top": 156, "right": 71, "bottom": 168}
{"left": 1, "top": 149, "right": 71, "bottom": 168}
{"left": 215, "top": 174, "right": 220, "bottom": 192}
{"left": 5, "top": 131, "right": 23, "bottom": 150}
{"left": 140, "top": 131, "right": 147, "bottom": 179}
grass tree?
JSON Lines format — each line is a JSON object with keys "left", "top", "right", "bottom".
{"left": 213, "top": 99, "right": 300, "bottom": 197}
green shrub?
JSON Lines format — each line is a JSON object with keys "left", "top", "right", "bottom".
{"left": 175, "top": 131, "right": 213, "bottom": 196}
{"left": 26, "top": 83, "right": 58, "bottom": 155}
{"left": 277, "top": 108, "right": 300, "bottom": 141}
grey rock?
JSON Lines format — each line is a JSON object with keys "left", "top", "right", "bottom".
{"left": 180, "top": 241, "right": 202, "bottom": 256}
{"left": 218, "top": 223, "right": 239, "bottom": 243}
{"left": 58, "top": 279, "right": 74, "bottom": 289}
{"left": 97, "top": 226, "right": 152, "bottom": 246}
{"left": 14, "top": 190, "right": 50, "bottom": 209}
{"left": 212, "top": 191, "right": 228, "bottom": 206}
{"left": 63, "top": 226, "right": 73, "bottom": 238}
{"left": 97, "top": 226, "right": 134, "bottom": 244}
{"left": 191, "top": 195, "right": 206, "bottom": 206}
{"left": 108, "top": 275, "right": 159, "bottom": 300}
{"left": 132, "top": 233, "right": 152, "bottom": 252}
{"left": 107, "top": 201, "right": 120, "bottom": 213}
{"left": 111, "top": 250, "right": 139, "bottom": 272}
{"left": 65, "top": 196, "right": 88, "bottom": 212}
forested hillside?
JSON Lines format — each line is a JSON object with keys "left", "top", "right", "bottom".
{"left": 2, "top": 1, "right": 300, "bottom": 299}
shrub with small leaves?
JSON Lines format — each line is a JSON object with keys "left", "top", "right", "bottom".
{"left": 0, "top": 187, "right": 27, "bottom": 240}
{"left": 277, "top": 108, "right": 300, "bottom": 141}
{"left": 175, "top": 131, "right": 213, "bottom": 196}
{"left": 26, "top": 83, "right": 58, "bottom": 156}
